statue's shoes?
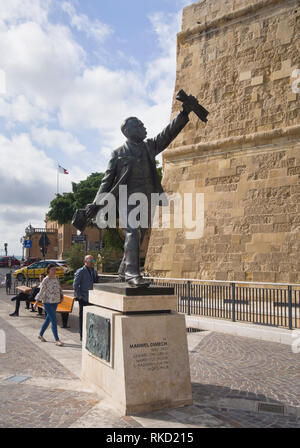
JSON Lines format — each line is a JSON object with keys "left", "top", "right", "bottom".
{"left": 127, "top": 277, "right": 151, "bottom": 288}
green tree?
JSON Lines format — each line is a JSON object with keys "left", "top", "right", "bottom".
{"left": 103, "top": 227, "right": 124, "bottom": 251}
{"left": 47, "top": 172, "right": 104, "bottom": 224}
{"left": 64, "top": 243, "right": 87, "bottom": 272}
{"left": 156, "top": 160, "right": 162, "bottom": 180}
{"left": 73, "top": 172, "right": 104, "bottom": 209}
{"left": 48, "top": 192, "right": 76, "bottom": 225}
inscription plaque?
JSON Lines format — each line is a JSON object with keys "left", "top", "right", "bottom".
{"left": 130, "top": 340, "right": 169, "bottom": 372}
{"left": 86, "top": 312, "right": 111, "bottom": 362}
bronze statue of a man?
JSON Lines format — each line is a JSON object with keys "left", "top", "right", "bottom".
{"left": 77, "top": 91, "right": 208, "bottom": 287}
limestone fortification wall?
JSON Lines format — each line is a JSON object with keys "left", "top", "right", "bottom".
{"left": 145, "top": 0, "right": 300, "bottom": 283}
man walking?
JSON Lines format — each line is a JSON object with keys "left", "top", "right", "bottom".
{"left": 73, "top": 255, "right": 98, "bottom": 341}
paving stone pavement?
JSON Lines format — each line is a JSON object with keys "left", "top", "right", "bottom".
{"left": 0, "top": 285, "right": 299, "bottom": 428}
{"left": 189, "top": 332, "right": 300, "bottom": 409}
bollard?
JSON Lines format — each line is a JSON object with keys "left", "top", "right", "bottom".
{"left": 288, "top": 285, "right": 293, "bottom": 330}
{"left": 187, "top": 280, "right": 191, "bottom": 316}
{"left": 232, "top": 283, "right": 236, "bottom": 322}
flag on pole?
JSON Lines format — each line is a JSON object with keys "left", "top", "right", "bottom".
{"left": 58, "top": 164, "right": 69, "bottom": 174}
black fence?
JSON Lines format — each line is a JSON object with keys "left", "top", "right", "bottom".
{"left": 98, "top": 275, "right": 300, "bottom": 330}
{"left": 3, "top": 274, "right": 61, "bottom": 295}
{"left": 4, "top": 273, "right": 299, "bottom": 330}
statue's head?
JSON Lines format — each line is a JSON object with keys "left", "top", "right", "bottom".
{"left": 121, "top": 117, "right": 147, "bottom": 143}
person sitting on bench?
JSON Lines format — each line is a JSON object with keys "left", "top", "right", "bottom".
{"left": 5, "top": 272, "right": 12, "bottom": 295}
{"left": 9, "top": 274, "right": 45, "bottom": 317}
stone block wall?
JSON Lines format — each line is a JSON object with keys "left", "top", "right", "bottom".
{"left": 145, "top": 0, "right": 300, "bottom": 283}
{"left": 170, "top": 0, "right": 299, "bottom": 146}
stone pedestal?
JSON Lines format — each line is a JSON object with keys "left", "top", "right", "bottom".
{"left": 81, "top": 284, "right": 192, "bottom": 415}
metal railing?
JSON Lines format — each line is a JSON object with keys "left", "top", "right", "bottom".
{"left": 98, "top": 274, "right": 300, "bottom": 330}
{"left": 10, "top": 269, "right": 65, "bottom": 294}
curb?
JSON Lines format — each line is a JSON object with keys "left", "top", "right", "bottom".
{"left": 185, "top": 315, "right": 298, "bottom": 346}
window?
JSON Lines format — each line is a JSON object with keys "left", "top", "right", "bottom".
{"left": 29, "top": 263, "right": 38, "bottom": 268}
{"left": 35, "top": 262, "right": 45, "bottom": 268}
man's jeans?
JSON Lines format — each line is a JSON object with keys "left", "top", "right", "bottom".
{"left": 40, "top": 303, "right": 59, "bottom": 341}
{"left": 79, "top": 299, "right": 92, "bottom": 341}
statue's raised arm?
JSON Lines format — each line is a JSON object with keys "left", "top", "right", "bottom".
{"left": 72, "top": 90, "right": 209, "bottom": 287}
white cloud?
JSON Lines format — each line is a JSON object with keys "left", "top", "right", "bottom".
{"left": 0, "top": 1, "right": 181, "bottom": 150}
{"left": 31, "top": 127, "right": 86, "bottom": 155}
{"left": 67, "top": 164, "right": 91, "bottom": 184}
{"left": 0, "top": 95, "right": 50, "bottom": 126}
{"left": 0, "top": 131, "right": 84, "bottom": 255}
{"left": 0, "top": 0, "right": 51, "bottom": 26}
{"left": 58, "top": 10, "right": 181, "bottom": 153}
{"left": 146, "top": 11, "right": 181, "bottom": 99}
{"left": 0, "top": 69, "right": 6, "bottom": 95}
{"left": 0, "top": 20, "right": 85, "bottom": 110}
{"left": 0, "top": 3, "right": 184, "bottom": 255}
{"left": 0, "top": 205, "right": 49, "bottom": 257}
{"left": 58, "top": 65, "right": 148, "bottom": 148}
{"left": 0, "top": 206, "right": 43, "bottom": 225}
{"left": 0, "top": 132, "right": 56, "bottom": 254}
{"left": 61, "top": 1, "right": 113, "bottom": 42}
{"left": 148, "top": 11, "right": 181, "bottom": 55}
{"left": 61, "top": 65, "right": 147, "bottom": 125}
{"left": 0, "top": 133, "right": 56, "bottom": 189}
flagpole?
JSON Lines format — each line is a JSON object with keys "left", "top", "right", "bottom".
{"left": 56, "top": 164, "right": 68, "bottom": 196}
{"left": 57, "top": 165, "right": 59, "bottom": 195}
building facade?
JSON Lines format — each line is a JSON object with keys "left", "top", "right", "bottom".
{"left": 24, "top": 218, "right": 101, "bottom": 260}
{"left": 145, "top": 0, "right": 300, "bottom": 283}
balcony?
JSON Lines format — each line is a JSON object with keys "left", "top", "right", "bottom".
{"left": 25, "top": 225, "right": 57, "bottom": 236}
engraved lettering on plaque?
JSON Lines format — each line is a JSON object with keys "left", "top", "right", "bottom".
{"left": 86, "top": 313, "right": 111, "bottom": 362}
{"left": 129, "top": 339, "right": 169, "bottom": 372}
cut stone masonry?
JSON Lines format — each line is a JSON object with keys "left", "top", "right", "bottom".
{"left": 145, "top": 0, "right": 300, "bottom": 283}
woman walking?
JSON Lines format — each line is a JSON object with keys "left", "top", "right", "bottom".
{"left": 34, "top": 263, "right": 64, "bottom": 346}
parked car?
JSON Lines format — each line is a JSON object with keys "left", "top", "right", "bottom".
{"left": 44, "top": 259, "right": 70, "bottom": 273}
{"left": 23, "top": 257, "right": 40, "bottom": 266}
{"left": 0, "top": 256, "right": 21, "bottom": 267}
{"left": 45, "top": 259, "right": 67, "bottom": 267}
{"left": 14, "top": 260, "right": 65, "bottom": 281}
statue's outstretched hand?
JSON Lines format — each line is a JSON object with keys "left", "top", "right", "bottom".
{"left": 182, "top": 94, "right": 199, "bottom": 115}
{"left": 86, "top": 203, "right": 101, "bottom": 220}
{"left": 181, "top": 100, "right": 194, "bottom": 115}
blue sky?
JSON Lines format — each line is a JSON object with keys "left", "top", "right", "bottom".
{"left": 0, "top": 0, "right": 190, "bottom": 256}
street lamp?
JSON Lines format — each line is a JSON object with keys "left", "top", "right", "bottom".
{"left": 20, "top": 236, "right": 26, "bottom": 261}
{"left": 25, "top": 224, "right": 34, "bottom": 236}
{"left": 25, "top": 224, "right": 34, "bottom": 257}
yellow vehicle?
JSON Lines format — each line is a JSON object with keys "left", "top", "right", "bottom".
{"left": 14, "top": 260, "right": 65, "bottom": 281}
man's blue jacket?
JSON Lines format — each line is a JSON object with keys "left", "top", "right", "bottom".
{"left": 73, "top": 265, "right": 98, "bottom": 302}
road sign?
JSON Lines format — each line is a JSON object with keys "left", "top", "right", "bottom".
{"left": 72, "top": 235, "right": 87, "bottom": 243}
{"left": 39, "top": 234, "right": 50, "bottom": 257}
{"left": 24, "top": 240, "right": 32, "bottom": 248}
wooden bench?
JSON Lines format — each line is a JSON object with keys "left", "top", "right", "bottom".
{"left": 16, "top": 285, "right": 33, "bottom": 294}
{"left": 17, "top": 286, "right": 75, "bottom": 328}
{"left": 57, "top": 296, "right": 75, "bottom": 328}
{"left": 32, "top": 295, "right": 75, "bottom": 328}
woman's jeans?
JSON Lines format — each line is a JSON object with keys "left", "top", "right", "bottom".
{"left": 40, "top": 303, "right": 59, "bottom": 341}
